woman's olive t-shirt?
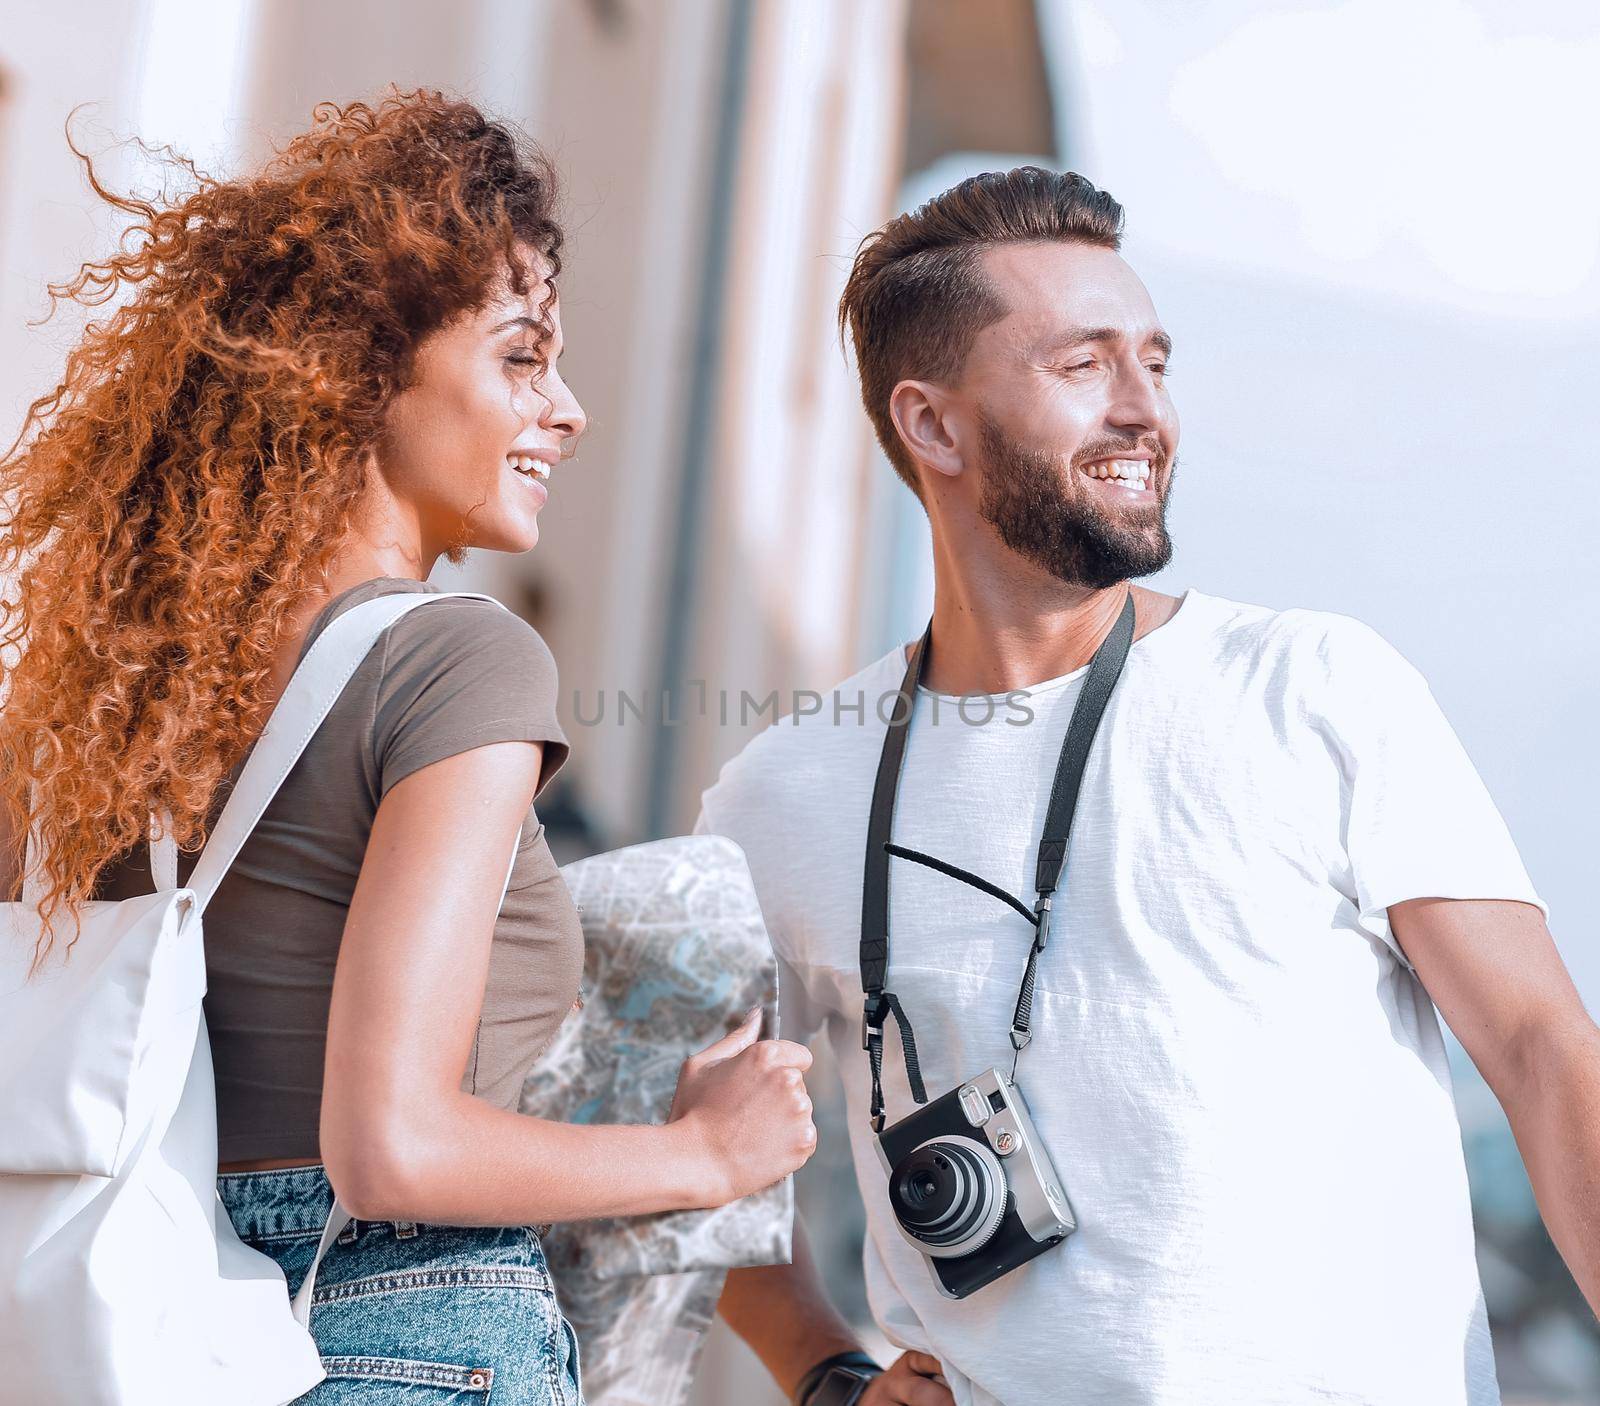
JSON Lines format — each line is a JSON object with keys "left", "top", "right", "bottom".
{"left": 95, "top": 576, "right": 584, "bottom": 1162}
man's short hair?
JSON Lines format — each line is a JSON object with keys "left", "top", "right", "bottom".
{"left": 837, "top": 167, "right": 1125, "bottom": 497}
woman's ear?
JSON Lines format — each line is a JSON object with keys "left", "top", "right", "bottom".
{"left": 888, "top": 379, "right": 966, "bottom": 485}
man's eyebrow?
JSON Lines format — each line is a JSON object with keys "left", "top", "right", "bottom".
{"left": 1039, "top": 326, "right": 1174, "bottom": 359}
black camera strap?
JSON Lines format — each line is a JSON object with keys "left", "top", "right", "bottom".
{"left": 859, "top": 589, "right": 1137, "bottom": 1131}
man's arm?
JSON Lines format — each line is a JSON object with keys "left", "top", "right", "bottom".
{"left": 717, "top": 1217, "right": 859, "bottom": 1394}
{"left": 717, "top": 1215, "right": 953, "bottom": 1405}
{"left": 691, "top": 798, "right": 951, "bottom": 1403}
{"left": 1392, "top": 896, "right": 1600, "bottom": 1315}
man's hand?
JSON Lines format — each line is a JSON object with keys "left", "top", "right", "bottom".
{"left": 860, "top": 1351, "right": 954, "bottom": 1406}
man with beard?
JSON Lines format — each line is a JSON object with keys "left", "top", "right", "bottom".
{"left": 699, "top": 168, "right": 1597, "bottom": 1406}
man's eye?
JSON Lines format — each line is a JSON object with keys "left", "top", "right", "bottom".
{"left": 1148, "top": 362, "right": 1170, "bottom": 376}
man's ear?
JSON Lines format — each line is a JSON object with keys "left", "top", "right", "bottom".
{"left": 889, "top": 379, "right": 966, "bottom": 484}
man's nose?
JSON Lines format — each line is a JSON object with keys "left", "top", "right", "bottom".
{"left": 1106, "top": 361, "right": 1170, "bottom": 436}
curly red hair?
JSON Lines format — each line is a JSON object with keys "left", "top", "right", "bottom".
{"left": 1, "top": 87, "right": 563, "bottom": 962}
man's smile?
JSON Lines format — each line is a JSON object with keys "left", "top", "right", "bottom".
{"left": 1077, "top": 456, "right": 1156, "bottom": 496}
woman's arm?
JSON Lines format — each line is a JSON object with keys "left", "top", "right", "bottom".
{"left": 320, "top": 738, "right": 816, "bottom": 1225}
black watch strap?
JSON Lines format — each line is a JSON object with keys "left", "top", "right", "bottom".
{"left": 795, "top": 1350, "right": 883, "bottom": 1406}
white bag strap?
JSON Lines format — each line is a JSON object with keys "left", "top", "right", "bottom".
{"left": 291, "top": 1198, "right": 352, "bottom": 1326}
{"left": 186, "top": 589, "right": 514, "bottom": 912}
{"left": 149, "top": 813, "right": 179, "bottom": 891}
{"left": 20, "top": 591, "right": 508, "bottom": 909}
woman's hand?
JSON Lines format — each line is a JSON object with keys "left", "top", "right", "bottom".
{"left": 860, "top": 1352, "right": 954, "bottom": 1406}
{"left": 668, "top": 1008, "right": 817, "bottom": 1206}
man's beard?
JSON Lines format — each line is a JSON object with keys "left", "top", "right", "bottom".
{"left": 976, "top": 410, "right": 1175, "bottom": 589}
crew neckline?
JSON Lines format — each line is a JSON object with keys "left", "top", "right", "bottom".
{"left": 905, "top": 586, "right": 1202, "bottom": 703}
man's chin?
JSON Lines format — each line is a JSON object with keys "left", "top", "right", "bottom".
{"left": 991, "top": 497, "right": 1170, "bottom": 586}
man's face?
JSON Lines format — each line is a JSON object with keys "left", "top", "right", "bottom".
{"left": 946, "top": 241, "right": 1180, "bottom": 588}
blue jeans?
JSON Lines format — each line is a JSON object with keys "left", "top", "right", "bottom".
{"left": 218, "top": 1164, "right": 583, "bottom": 1404}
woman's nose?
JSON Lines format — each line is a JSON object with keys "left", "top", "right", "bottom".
{"left": 543, "top": 374, "right": 586, "bottom": 444}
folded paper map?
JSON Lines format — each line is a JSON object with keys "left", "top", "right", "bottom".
{"left": 521, "top": 835, "right": 794, "bottom": 1406}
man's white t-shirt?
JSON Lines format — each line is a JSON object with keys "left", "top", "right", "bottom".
{"left": 695, "top": 587, "right": 1547, "bottom": 1406}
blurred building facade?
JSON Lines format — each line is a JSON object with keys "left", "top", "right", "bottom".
{"left": 4, "top": 2, "right": 1596, "bottom": 1403}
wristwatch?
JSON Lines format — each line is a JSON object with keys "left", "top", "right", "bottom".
{"left": 794, "top": 1350, "right": 883, "bottom": 1406}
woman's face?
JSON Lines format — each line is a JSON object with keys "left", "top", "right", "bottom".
{"left": 375, "top": 258, "right": 585, "bottom": 564}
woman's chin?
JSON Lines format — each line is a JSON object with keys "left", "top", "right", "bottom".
{"left": 438, "top": 498, "right": 545, "bottom": 558}
{"left": 481, "top": 521, "right": 542, "bottom": 555}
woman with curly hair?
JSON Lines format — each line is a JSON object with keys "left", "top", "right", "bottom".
{"left": 0, "top": 88, "right": 816, "bottom": 1402}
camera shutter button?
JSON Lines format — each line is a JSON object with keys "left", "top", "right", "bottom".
{"left": 959, "top": 1084, "right": 990, "bottom": 1127}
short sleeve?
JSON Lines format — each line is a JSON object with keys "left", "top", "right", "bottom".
{"left": 694, "top": 792, "right": 829, "bottom": 1046}
{"left": 373, "top": 598, "right": 570, "bottom": 802}
{"left": 1312, "top": 618, "right": 1547, "bottom": 969}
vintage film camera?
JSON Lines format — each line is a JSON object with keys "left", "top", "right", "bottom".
{"left": 875, "top": 1066, "right": 1075, "bottom": 1299}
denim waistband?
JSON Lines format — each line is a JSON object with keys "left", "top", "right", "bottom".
{"left": 216, "top": 1162, "right": 339, "bottom": 1240}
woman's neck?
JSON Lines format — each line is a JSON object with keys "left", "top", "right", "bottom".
{"left": 264, "top": 524, "right": 433, "bottom": 705}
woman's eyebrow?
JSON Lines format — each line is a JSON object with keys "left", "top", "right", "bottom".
{"left": 489, "top": 314, "right": 542, "bottom": 334}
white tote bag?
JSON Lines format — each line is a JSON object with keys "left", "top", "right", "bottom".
{"left": 0, "top": 589, "right": 519, "bottom": 1406}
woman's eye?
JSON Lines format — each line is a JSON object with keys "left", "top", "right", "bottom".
{"left": 505, "top": 354, "right": 541, "bottom": 369}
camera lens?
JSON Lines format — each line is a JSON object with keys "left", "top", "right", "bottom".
{"left": 889, "top": 1137, "right": 1008, "bottom": 1259}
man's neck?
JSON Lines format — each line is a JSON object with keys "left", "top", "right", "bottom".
{"left": 913, "top": 581, "right": 1185, "bottom": 696}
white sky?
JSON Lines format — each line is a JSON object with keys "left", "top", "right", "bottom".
{"left": 1043, "top": 0, "right": 1600, "bottom": 322}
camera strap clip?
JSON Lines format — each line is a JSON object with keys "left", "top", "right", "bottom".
{"left": 1008, "top": 895, "right": 1057, "bottom": 1057}
{"left": 861, "top": 991, "right": 889, "bottom": 1051}
{"left": 1032, "top": 894, "right": 1054, "bottom": 952}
